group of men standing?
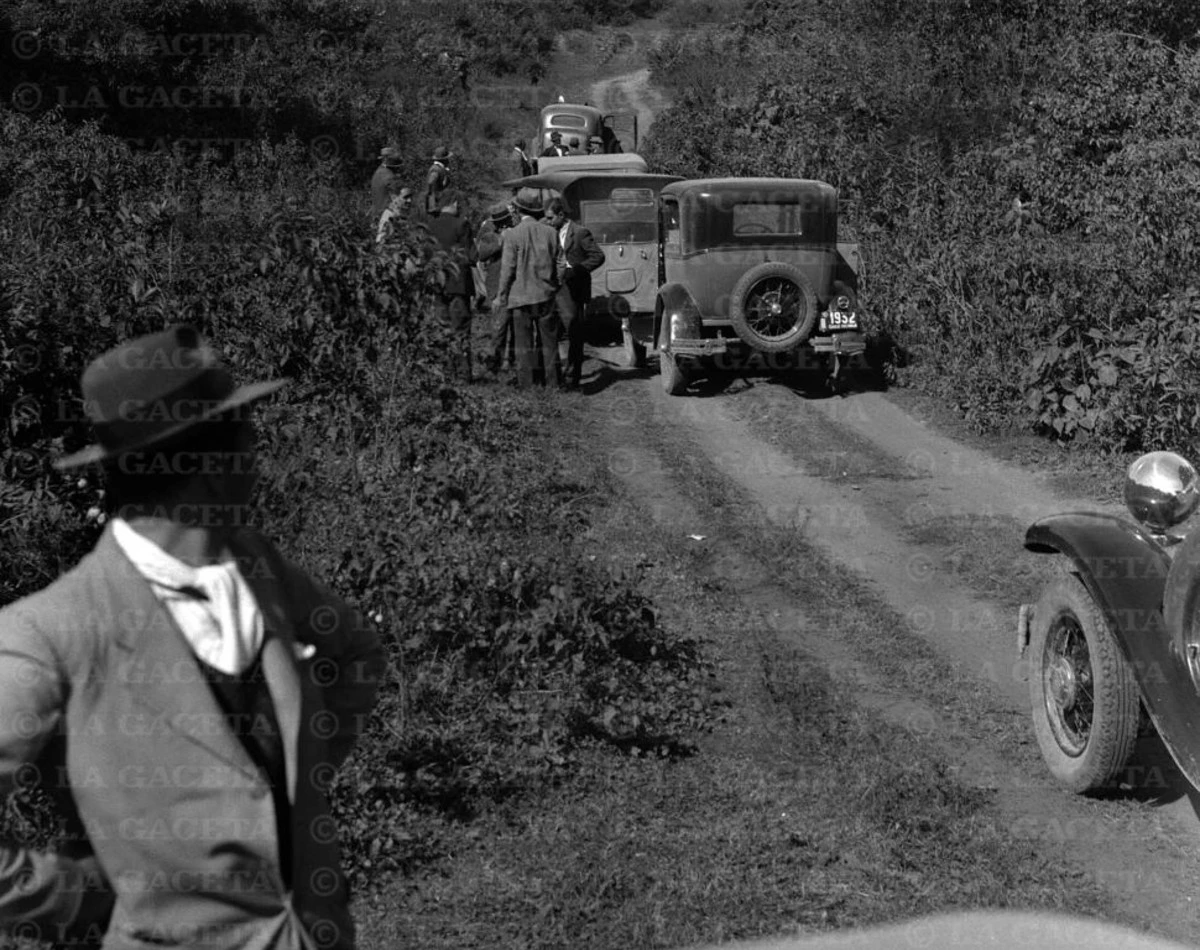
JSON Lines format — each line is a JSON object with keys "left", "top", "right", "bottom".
{"left": 371, "top": 143, "right": 606, "bottom": 392}
{"left": 511, "top": 130, "right": 617, "bottom": 177}
{"left": 487, "top": 188, "right": 604, "bottom": 390}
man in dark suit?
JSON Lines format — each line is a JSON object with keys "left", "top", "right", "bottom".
{"left": 540, "top": 132, "right": 569, "bottom": 159}
{"left": 427, "top": 192, "right": 477, "bottom": 382}
{"left": 544, "top": 197, "right": 605, "bottom": 391}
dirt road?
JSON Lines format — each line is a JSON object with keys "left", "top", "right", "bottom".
{"left": 573, "top": 361, "right": 1200, "bottom": 943}
{"left": 577, "top": 30, "right": 1200, "bottom": 942}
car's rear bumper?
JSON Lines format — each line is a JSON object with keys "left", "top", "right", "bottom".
{"left": 669, "top": 332, "right": 866, "bottom": 359}
{"left": 807, "top": 332, "right": 866, "bottom": 355}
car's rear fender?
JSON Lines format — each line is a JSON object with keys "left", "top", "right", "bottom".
{"left": 654, "top": 282, "right": 704, "bottom": 347}
{"left": 1024, "top": 512, "right": 1200, "bottom": 787}
{"left": 836, "top": 242, "right": 862, "bottom": 287}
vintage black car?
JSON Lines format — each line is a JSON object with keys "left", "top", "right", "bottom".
{"left": 1019, "top": 451, "right": 1200, "bottom": 793}
{"left": 648, "top": 178, "right": 866, "bottom": 395}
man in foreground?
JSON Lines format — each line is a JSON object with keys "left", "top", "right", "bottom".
{"left": 0, "top": 325, "right": 385, "bottom": 950}
{"left": 495, "top": 188, "right": 559, "bottom": 388}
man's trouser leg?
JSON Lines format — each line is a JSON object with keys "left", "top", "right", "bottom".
{"left": 511, "top": 306, "right": 537, "bottom": 388}
{"left": 537, "top": 300, "right": 561, "bottom": 389}
{"left": 491, "top": 302, "right": 514, "bottom": 374}
{"left": 555, "top": 285, "right": 582, "bottom": 386}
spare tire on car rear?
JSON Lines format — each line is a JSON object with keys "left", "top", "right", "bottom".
{"left": 728, "top": 262, "right": 818, "bottom": 353}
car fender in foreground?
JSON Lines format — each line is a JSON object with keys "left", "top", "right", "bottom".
{"left": 1024, "top": 511, "right": 1200, "bottom": 787}
{"left": 654, "top": 282, "right": 704, "bottom": 351}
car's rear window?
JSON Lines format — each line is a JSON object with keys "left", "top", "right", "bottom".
{"left": 581, "top": 192, "right": 658, "bottom": 244}
{"left": 547, "top": 113, "right": 589, "bottom": 129}
{"left": 731, "top": 203, "right": 805, "bottom": 235}
{"left": 692, "top": 194, "right": 834, "bottom": 246}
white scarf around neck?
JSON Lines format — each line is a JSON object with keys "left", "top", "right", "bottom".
{"left": 111, "top": 518, "right": 265, "bottom": 675}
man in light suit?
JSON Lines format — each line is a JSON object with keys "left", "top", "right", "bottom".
{"left": 545, "top": 197, "right": 605, "bottom": 391}
{"left": 0, "top": 325, "right": 385, "bottom": 950}
{"left": 495, "top": 188, "right": 560, "bottom": 388}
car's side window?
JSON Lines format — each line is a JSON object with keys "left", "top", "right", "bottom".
{"left": 662, "top": 199, "right": 681, "bottom": 256}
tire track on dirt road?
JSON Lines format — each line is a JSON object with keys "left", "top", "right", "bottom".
{"left": 581, "top": 368, "right": 1200, "bottom": 944}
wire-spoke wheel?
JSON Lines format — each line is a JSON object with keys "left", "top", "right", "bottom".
{"left": 1029, "top": 573, "right": 1140, "bottom": 793}
{"left": 729, "top": 262, "right": 817, "bottom": 353}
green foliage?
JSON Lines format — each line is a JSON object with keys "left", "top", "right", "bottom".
{"left": 645, "top": 0, "right": 1200, "bottom": 451}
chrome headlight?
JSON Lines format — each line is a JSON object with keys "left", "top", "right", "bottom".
{"left": 1125, "top": 451, "right": 1200, "bottom": 531}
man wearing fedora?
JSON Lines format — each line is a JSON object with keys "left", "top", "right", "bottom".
{"left": 540, "top": 132, "right": 568, "bottom": 159}
{"left": 370, "top": 146, "right": 404, "bottom": 222}
{"left": 0, "top": 325, "right": 385, "bottom": 950}
{"left": 424, "top": 146, "right": 452, "bottom": 216}
{"left": 495, "top": 188, "right": 559, "bottom": 388}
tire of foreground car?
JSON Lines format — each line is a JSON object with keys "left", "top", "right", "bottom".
{"left": 728, "top": 262, "right": 818, "bottom": 354}
{"left": 1028, "top": 572, "right": 1140, "bottom": 794}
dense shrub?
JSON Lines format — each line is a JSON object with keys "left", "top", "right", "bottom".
{"left": 644, "top": 0, "right": 1200, "bottom": 451}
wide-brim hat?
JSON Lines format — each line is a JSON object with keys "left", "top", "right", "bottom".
{"left": 488, "top": 202, "right": 512, "bottom": 225}
{"left": 380, "top": 146, "right": 402, "bottom": 167}
{"left": 54, "top": 325, "right": 287, "bottom": 470}
{"left": 512, "top": 187, "right": 543, "bottom": 216}
{"left": 432, "top": 145, "right": 452, "bottom": 161}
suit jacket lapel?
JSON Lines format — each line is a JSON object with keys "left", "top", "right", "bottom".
{"left": 98, "top": 528, "right": 263, "bottom": 783}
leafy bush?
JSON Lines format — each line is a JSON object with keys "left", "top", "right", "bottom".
{"left": 644, "top": 0, "right": 1200, "bottom": 451}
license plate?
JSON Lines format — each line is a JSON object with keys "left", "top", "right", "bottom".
{"left": 826, "top": 310, "right": 859, "bottom": 329}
